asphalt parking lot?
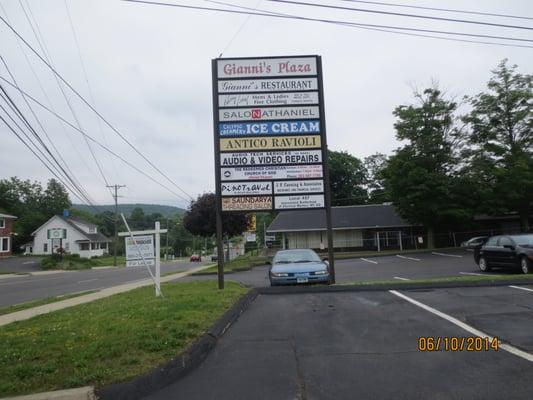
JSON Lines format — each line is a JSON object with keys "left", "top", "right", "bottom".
{"left": 183, "top": 249, "right": 510, "bottom": 287}
{"left": 145, "top": 284, "right": 533, "bottom": 400}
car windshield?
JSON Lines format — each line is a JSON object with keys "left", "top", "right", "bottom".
{"left": 511, "top": 235, "right": 533, "bottom": 246}
{"left": 274, "top": 250, "right": 321, "bottom": 264}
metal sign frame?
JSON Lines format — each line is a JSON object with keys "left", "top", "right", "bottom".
{"left": 212, "top": 55, "right": 336, "bottom": 289}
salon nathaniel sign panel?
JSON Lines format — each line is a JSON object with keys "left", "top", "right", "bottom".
{"left": 213, "top": 56, "right": 328, "bottom": 212}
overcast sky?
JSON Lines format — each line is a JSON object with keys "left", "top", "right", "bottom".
{"left": 0, "top": 0, "right": 531, "bottom": 209}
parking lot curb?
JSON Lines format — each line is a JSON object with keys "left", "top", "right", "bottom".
{"left": 2, "top": 386, "right": 95, "bottom": 400}
{"left": 258, "top": 279, "right": 533, "bottom": 295}
{"left": 95, "top": 288, "right": 259, "bottom": 400}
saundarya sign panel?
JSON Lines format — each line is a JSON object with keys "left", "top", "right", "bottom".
{"left": 213, "top": 55, "right": 328, "bottom": 211}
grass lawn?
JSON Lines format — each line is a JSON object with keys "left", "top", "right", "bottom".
{"left": 198, "top": 253, "right": 270, "bottom": 274}
{"left": 0, "top": 291, "right": 97, "bottom": 316}
{"left": 342, "top": 273, "right": 533, "bottom": 286}
{"left": 0, "top": 281, "right": 247, "bottom": 397}
{"left": 41, "top": 255, "right": 126, "bottom": 270}
{"left": 88, "top": 256, "right": 126, "bottom": 267}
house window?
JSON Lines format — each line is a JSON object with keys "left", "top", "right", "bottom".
{"left": 0, "top": 219, "right": 4, "bottom": 228}
{"left": 0, "top": 237, "right": 9, "bottom": 252}
{"left": 89, "top": 227, "right": 96, "bottom": 233}
{"left": 43, "top": 243, "right": 48, "bottom": 253}
{"left": 80, "top": 243, "right": 90, "bottom": 251}
{"left": 64, "top": 242, "right": 69, "bottom": 251}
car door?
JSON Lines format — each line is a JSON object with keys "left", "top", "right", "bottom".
{"left": 480, "top": 236, "right": 500, "bottom": 266}
{"left": 497, "top": 236, "right": 518, "bottom": 266}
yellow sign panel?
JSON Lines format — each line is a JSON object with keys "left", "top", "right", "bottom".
{"left": 222, "top": 196, "right": 272, "bottom": 211}
{"left": 220, "top": 135, "right": 321, "bottom": 152}
{"left": 247, "top": 214, "right": 257, "bottom": 231}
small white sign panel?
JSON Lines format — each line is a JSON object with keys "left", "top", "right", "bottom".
{"left": 219, "top": 106, "right": 319, "bottom": 122}
{"left": 218, "top": 78, "right": 318, "bottom": 93}
{"left": 221, "top": 165, "right": 323, "bottom": 181}
{"left": 274, "top": 180, "right": 324, "bottom": 194}
{"left": 274, "top": 194, "right": 325, "bottom": 209}
{"left": 222, "top": 196, "right": 273, "bottom": 211}
{"left": 221, "top": 150, "right": 322, "bottom": 166}
{"left": 219, "top": 92, "right": 319, "bottom": 108}
{"left": 125, "top": 235, "right": 155, "bottom": 267}
{"left": 221, "top": 181, "right": 272, "bottom": 196}
{"left": 217, "top": 57, "right": 317, "bottom": 78}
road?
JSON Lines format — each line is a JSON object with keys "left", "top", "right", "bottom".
{"left": 0, "top": 260, "right": 207, "bottom": 307}
{"left": 0, "top": 256, "right": 42, "bottom": 273}
{"left": 145, "top": 285, "right": 533, "bottom": 400}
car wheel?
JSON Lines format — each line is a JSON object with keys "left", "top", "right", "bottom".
{"left": 520, "top": 256, "right": 531, "bottom": 274}
{"left": 478, "top": 257, "right": 491, "bottom": 272}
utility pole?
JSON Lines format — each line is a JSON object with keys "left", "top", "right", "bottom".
{"left": 107, "top": 184, "right": 126, "bottom": 266}
{"left": 165, "top": 218, "right": 169, "bottom": 261}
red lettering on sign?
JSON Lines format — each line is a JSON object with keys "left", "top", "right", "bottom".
{"left": 252, "top": 109, "right": 261, "bottom": 119}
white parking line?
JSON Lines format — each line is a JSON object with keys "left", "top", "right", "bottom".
{"left": 396, "top": 255, "right": 421, "bottom": 262}
{"left": 432, "top": 252, "right": 463, "bottom": 258}
{"left": 459, "top": 272, "right": 485, "bottom": 276}
{"left": 77, "top": 278, "right": 98, "bottom": 284}
{"left": 509, "top": 285, "right": 533, "bottom": 293}
{"left": 390, "top": 290, "right": 533, "bottom": 362}
{"left": 394, "top": 277, "right": 410, "bottom": 281}
{"left": 360, "top": 258, "right": 378, "bottom": 264}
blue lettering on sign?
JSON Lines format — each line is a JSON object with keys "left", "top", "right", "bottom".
{"left": 219, "top": 120, "right": 320, "bottom": 136}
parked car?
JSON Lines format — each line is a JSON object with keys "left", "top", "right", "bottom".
{"left": 211, "top": 254, "right": 218, "bottom": 261}
{"left": 461, "top": 236, "right": 488, "bottom": 250}
{"left": 475, "top": 234, "right": 533, "bottom": 274}
{"left": 189, "top": 254, "right": 202, "bottom": 262}
{"left": 269, "top": 249, "right": 331, "bottom": 286}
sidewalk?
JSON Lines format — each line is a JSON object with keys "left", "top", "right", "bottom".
{"left": 0, "top": 263, "right": 214, "bottom": 327}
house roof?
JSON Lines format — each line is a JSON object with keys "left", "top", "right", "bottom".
{"left": 267, "top": 204, "right": 412, "bottom": 233}
{"left": 67, "top": 215, "right": 97, "bottom": 229}
{"left": 0, "top": 213, "right": 17, "bottom": 219}
{"left": 32, "top": 215, "right": 111, "bottom": 242}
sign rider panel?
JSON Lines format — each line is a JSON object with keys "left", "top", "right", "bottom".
{"left": 219, "top": 120, "right": 320, "bottom": 136}
{"left": 221, "top": 150, "right": 322, "bottom": 166}
{"left": 218, "top": 78, "right": 318, "bottom": 93}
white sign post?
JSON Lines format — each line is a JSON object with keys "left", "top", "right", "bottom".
{"left": 119, "top": 214, "right": 167, "bottom": 297}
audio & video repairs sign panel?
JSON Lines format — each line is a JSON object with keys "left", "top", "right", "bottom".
{"left": 213, "top": 55, "right": 328, "bottom": 212}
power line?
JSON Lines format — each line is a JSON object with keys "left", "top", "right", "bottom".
{"left": 121, "top": 0, "right": 533, "bottom": 48}
{"left": 0, "top": 13, "right": 194, "bottom": 201}
{"left": 0, "top": 2, "right": 100, "bottom": 197}
{"left": 266, "top": 0, "right": 533, "bottom": 31}
{"left": 339, "top": 0, "right": 533, "bottom": 21}
{"left": 0, "top": 75, "right": 192, "bottom": 204}
{"left": 63, "top": 0, "right": 123, "bottom": 185}
{"left": 0, "top": 91, "right": 98, "bottom": 207}
{"left": 18, "top": 0, "right": 114, "bottom": 198}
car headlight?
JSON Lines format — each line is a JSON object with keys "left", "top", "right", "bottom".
{"left": 314, "top": 270, "right": 328, "bottom": 275}
{"left": 271, "top": 272, "right": 289, "bottom": 277}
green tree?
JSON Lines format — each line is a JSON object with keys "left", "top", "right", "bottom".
{"left": 328, "top": 150, "right": 368, "bottom": 206}
{"left": 463, "top": 60, "right": 533, "bottom": 231}
{"left": 183, "top": 193, "right": 248, "bottom": 237}
{"left": 364, "top": 153, "right": 391, "bottom": 203}
{"left": 129, "top": 207, "right": 146, "bottom": 230}
{"left": 0, "top": 177, "right": 71, "bottom": 251}
{"left": 41, "top": 179, "right": 71, "bottom": 217}
{"left": 383, "top": 88, "right": 471, "bottom": 248}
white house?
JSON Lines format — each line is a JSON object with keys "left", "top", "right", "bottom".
{"left": 30, "top": 215, "right": 111, "bottom": 258}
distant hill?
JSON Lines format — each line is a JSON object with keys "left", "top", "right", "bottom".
{"left": 72, "top": 203, "right": 186, "bottom": 217}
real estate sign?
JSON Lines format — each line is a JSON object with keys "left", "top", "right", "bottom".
{"left": 213, "top": 55, "right": 329, "bottom": 212}
{"left": 125, "top": 235, "right": 155, "bottom": 267}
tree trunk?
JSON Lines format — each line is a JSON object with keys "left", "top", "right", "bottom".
{"left": 520, "top": 212, "right": 531, "bottom": 233}
{"left": 427, "top": 226, "right": 435, "bottom": 249}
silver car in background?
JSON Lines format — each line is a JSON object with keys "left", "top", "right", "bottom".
{"left": 269, "top": 249, "right": 331, "bottom": 286}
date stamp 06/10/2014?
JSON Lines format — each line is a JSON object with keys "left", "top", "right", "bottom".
{"left": 418, "top": 337, "right": 499, "bottom": 352}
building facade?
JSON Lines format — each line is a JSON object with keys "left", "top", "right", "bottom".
{"left": 0, "top": 213, "right": 17, "bottom": 256}
{"left": 267, "top": 204, "right": 424, "bottom": 252}
{"left": 30, "top": 215, "right": 111, "bottom": 258}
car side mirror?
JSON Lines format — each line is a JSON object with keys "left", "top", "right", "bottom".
{"left": 503, "top": 245, "right": 515, "bottom": 250}
{"left": 323, "top": 260, "right": 329, "bottom": 266}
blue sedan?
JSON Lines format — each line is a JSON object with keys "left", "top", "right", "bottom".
{"left": 269, "top": 249, "right": 331, "bottom": 286}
